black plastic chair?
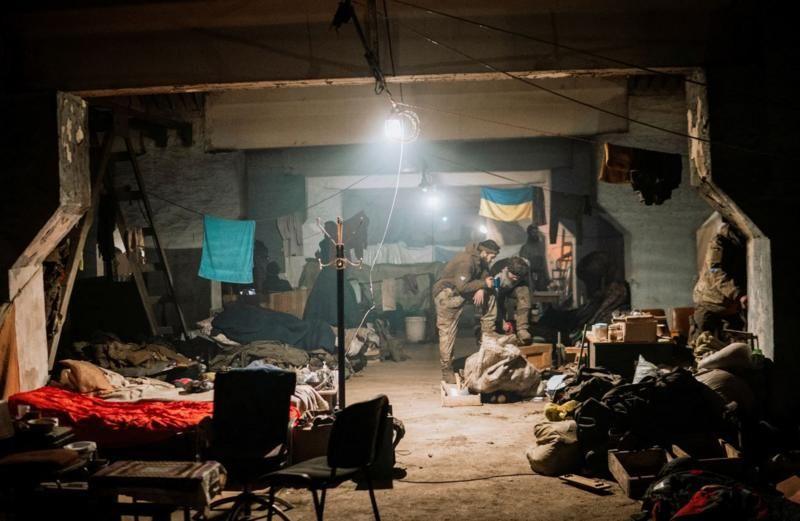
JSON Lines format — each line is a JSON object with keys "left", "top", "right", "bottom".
{"left": 263, "top": 395, "right": 390, "bottom": 521}
{"left": 205, "top": 367, "right": 296, "bottom": 521}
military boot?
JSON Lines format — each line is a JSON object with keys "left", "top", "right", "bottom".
{"left": 441, "top": 367, "right": 456, "bottom": 384}
{"left": 517, "top": 328, "right": 533, "bottom": 345}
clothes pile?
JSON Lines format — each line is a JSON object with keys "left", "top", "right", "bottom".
{"left": 72, "top": 332, "right": 194, "bottom": 377}
{"left": 542, "top": 367, "right": 732, "bottom": 474}
{"left": 208, "top": 340, "right": 310, "bottom": 371}
{"left": 634, "top": 458, "right": 800, "bottom": 520}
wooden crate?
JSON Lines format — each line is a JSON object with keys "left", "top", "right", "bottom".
{"left": 608, "top": 448, "right": 671, "bottom": 499}
{"left": 671, "top": 437, "right": 744, "bottom": 478}
{"left": 519, "top": 343, "right": 552, "bottom": 370}
{"left": 262, "top": 288, "right": 309, "bottom": 318}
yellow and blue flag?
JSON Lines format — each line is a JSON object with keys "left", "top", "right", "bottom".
{"left": 479, "top": 187, "right": 533, "bottom": 222}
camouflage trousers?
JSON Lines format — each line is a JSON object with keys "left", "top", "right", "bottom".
{"left": 480, "top": 286, "right": 532, "bottom": 336}
{"left": 434, "top": 288, "right": 465, "bottom": 371}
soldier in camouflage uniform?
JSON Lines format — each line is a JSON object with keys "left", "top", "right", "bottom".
{"left": 691, "top": 222, "right": 747, "bottom": 343}
{"left": 432, "top": 240, "right": 500, "bottom": 383}
{"left": 481, "top": 256, "right": 533, "bottom": 345}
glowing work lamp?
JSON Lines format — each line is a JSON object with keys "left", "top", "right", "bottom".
{"left": 384, "top": 103, "right": 420, "bottom": 143}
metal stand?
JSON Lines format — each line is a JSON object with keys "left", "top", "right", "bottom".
{"left": 335, "top": 219, "right": 347, "bottom": 409}
{"left": 316, "top": 217, "right": 363, "bottom": 410}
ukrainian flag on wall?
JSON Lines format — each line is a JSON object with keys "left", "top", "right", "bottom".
{"left": 479, "top": 187, "right": 533, "bottom": 222}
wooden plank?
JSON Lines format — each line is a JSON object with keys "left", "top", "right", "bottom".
{"left": 559, "top": 474, "right": 613, "bottom": 494}
{"left": 48, "top": 131, "right": 115, "bottom": 369}
{"left": 73, "top": 67, "right": 696, "bottom": 98}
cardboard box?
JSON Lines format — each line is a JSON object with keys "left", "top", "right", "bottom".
{"left": 623, "top": 318, "right": 658, "bottom": 343}
{"left": 519, "top": 343, "right": 553, "bottom": 370}
{"left": 262, "top": 288, "right": 309, "bottom": 318}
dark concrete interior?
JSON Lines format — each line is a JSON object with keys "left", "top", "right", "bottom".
{"left": 1, "top": 1, "right": 798, "bottom": 519}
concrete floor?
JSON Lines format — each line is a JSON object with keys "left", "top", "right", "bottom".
{"left": 230, "top": 336, "right": 641, "bottom": 521}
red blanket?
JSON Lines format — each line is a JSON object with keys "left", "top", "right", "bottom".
{"left": 10, "top": 386, "right": 302, "bottom": 448}
{"left": 10, "top": 386, "right": 214, "bottom": 447}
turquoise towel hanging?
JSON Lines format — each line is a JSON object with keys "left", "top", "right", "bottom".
{"left": 199, "top": 215, "right": 256, "bottom": 284}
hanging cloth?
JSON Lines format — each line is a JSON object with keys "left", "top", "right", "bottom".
{"left": 549, "top": 193, "right": 591, "bottom": 245}
{"left": 532, "top": 186, "right": 547, "bottom": 226}
{"left": 199, "top": 215, "right": 255, "bottom": 284}
{"left": 276, "top": 212, "right": 304, "bottom": 257}
{"left": 479, "top": 187, "right": 534, "bottom": 222}
{"left": 600, "top": 143, "right": 682, "bottom": 205}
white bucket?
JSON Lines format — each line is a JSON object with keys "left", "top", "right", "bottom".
{"left": 405, "top": 316, "right": 427, "bottom": 343}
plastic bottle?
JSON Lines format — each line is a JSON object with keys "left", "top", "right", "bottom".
{"left": 751, "top": 344, "right": 765, "bottom": 370}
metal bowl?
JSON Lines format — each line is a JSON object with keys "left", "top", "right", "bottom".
{"left": 26, "top": 417, "right": 58, "bottom": 433}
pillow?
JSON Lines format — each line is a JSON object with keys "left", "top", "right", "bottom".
{"left": 58, "top": 359, "right": 113, "bottom": 394}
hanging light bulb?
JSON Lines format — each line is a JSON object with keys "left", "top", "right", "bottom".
{"left": 384, "top": 116, "right": 404, "bottom": 141}
{"left": 384, "top": 102, "right": 420, "bottom": 143}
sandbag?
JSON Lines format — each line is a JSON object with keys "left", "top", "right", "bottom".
{"left": 695, "top": 369, "right": 755, "bottom": 416}
{"left": 697, "top": 342, "right": 752, "bottom": 372}
{"left": 463, "top": 342, "right": 540, "bottom": 396}
{"left": 526, "top": 420, "right": 581, "bottom": 476}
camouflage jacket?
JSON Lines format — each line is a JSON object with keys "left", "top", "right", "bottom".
{"left": 432, "top": 243, "right": 489, "bottom": 297}
{"left": 693, "top": 225, "right": 746, "bottom": 308}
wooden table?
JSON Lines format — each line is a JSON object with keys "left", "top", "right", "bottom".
{"left": 89, "top": 460, "right": 225, "bottom": 520}
{"left": 531, "top": 291, "right": 562, "bottom": 304}
{"left": 587, "top": 335, "right": 677, "bottom": 380}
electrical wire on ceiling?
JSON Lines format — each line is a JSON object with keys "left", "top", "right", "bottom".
{"left": 382, "top": 0, "right": 404, "bottom": 103}
{"left": 331, "top": 0, "right": 389, "bottom": 96}
{"left": 332, "top": 0, "right": 420, "bottom": 141}
{"left": 365, "top": 3, "right": 774, "bottom": 159}
{"left": 388, "top": 0, "right": 704, "bottom": 86}
{"left": 397, "top": 101, "right": 598, "bottom": 145}
{"left": 385, "top": 0, "right": 800, "bottom": 113}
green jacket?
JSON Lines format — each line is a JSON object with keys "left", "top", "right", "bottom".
{"left": 432, "top": 243, "right": 489, "bottom": 298}
{"left": 693, "top": 225, "right": 746, "bottom": 308}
